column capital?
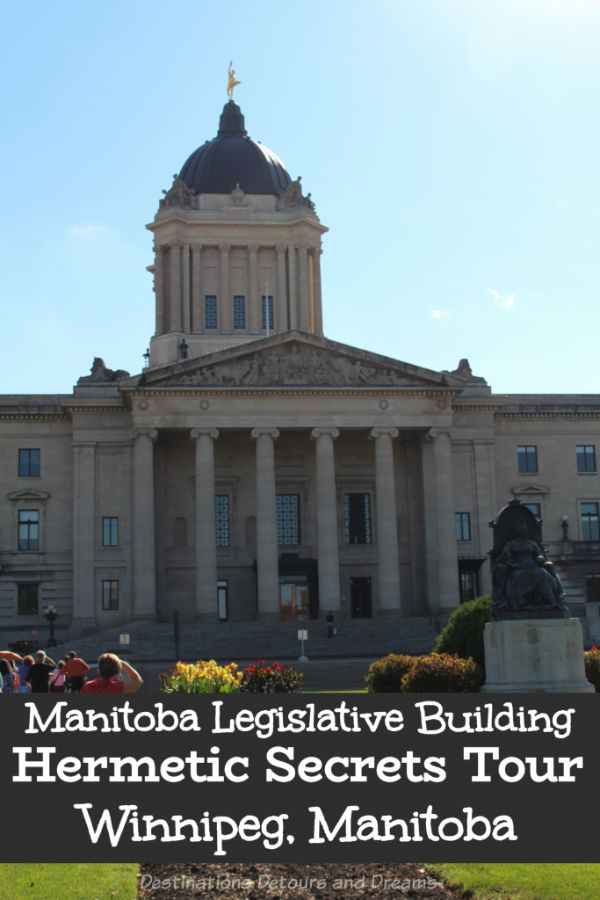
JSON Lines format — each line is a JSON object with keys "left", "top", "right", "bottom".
{"left": 310, "top": 427, "right": 340, "bottom": 441}
{"left": 251, "top": 427, "right": 280, "bottom": 441}
{"left": 218, "top": 243, "right": 231, "bottom": 252}
{"left": 425, "top": 426, "right": 451, "bottom": 442}
{"left": 370, "top": 427, "right": 399, "bottom": 441}
{"left": 169, "top": 239, "right": 183, "bottom": 249}
{"left": 131, "top": 428, "right": 158, "bottom": 442}
{"left": 191, "top": 242, "right": 203, "bottom": 252}
{"left": 190, "top": 428, "right": 219, "bottom": 441}
{"left": 247, "top": 242, "right": 260, "bottom": 253}
{"left": 275, "top": 243, "right": 286, "bottom": 254}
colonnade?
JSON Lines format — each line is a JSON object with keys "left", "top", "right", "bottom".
{"left": 154, "top": 241, "right": 323, "bottom": 337}
{"left": 122, "top": 425, "right": 458, "bottom": 621}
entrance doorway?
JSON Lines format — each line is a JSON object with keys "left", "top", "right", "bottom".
{"left": 350, "top": 577, "right": 372, "bottom": 617}
{"left": 279, "top": 576, "right": 310, "bottom": 620}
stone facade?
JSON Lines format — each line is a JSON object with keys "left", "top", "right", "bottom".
{"left": 1, "top": 102, "right": 600, "bottom": 646}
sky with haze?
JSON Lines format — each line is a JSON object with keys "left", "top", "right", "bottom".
{"left": 1, "top": 0, "right": 598, "bottom": 395}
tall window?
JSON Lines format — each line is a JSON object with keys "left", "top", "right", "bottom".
{"left": 18, "top": 449, "right": 40, "bottom": 477}
{"left": 276, "top": 494, "right": 300, "bottom": 545}
{"left": 215, "top": 495, "right": 230, "bottom": 546}
{"left": 102, "top": 517, "right": 119, "bottom": 547}
{"left": 517, "top": 445, "right": 538, "bottom": 473}
{"left": 233, "top": 296, "right": 246, "bottom": 329}
{"left": 261, "top": 295, "right": 274, "bottom": 330}
{"left": 102, "top": 580, "right": 119, "bottom": 610}
{"left": 205, "top": 295, "right": 217, "bottom": 329}
{"left": 18, "top": 584, "right": 39, "bottom": 615}
{"left": 577, "top": 445, "right": 596, "bottom": 473}
{"left": 344, "top": 493, "right": 372, "bottom": 544}
{"left": 18, "top": 510, "right": 39, "bottom": 551}
{"left": 581, "top": 503, "right": 600, "bottom": 541}
{"left": 455, "top": 512, "right": 471, "bottom": 541}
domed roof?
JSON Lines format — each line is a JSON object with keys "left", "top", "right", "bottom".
{"left": 179, "top": 102, "right": 292, "bottom": 196}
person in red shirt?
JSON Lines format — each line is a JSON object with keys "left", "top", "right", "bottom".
{"left": 60, "top": 651, "right": 89, "bottom": 692}
{"left": 81, "top": 653, "right": 143, "bottom": 694}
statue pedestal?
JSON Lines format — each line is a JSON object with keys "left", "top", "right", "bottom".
{"left": 482, "top": 618, "right": 593, "bottom": 693}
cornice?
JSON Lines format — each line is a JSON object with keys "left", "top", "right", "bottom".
{"left": 125, "top": 387, "right": 462, "bottom": 399}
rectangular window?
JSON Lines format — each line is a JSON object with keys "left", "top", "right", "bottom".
{"left": 455, "top": 512, "right": 471, "bottom": 541}
{"left": 217, "top": 580, "right": 228, "bottom": 620}
{"left": 215, "top": 495, "right": 230, "bottom": 546}
{"left": 344, "top": 493, "right": 372, "bottom": 544}
{"left": 523, "top": 502, "right": 541, "bottom": 518}
{"left": 18, "top": 449, "right": 40, "bottom": 477}
{"left": 18, "top": 510, "right": 39, "bottom": 551}
{"left": 276, "top": 494, "right": 300, "bottom": 545}
{"left": 577, "top": 445, "right": 597, "bottom": 473}
{"left": 233, "top": 295, "right": 246, "bottom": 329}
{"left": 581, "top": 503, "right": 600, "bottom": 541}
{"left": 517, "top": 445, "right": 538, "bottom": 473}
{"left": 18, "top": 584, "right": 39, "bottom": 616}
{"left": 585, "top": 575, "right": 600, "bottom": 604}
{"left": 261, "top": 295, "right": 274, "bottom": 331}
{"left": 102, "top": 579, "right": 119, "bottom": 610}
{"left": 205, "top": 295, "right": 217, "bottom": 329}
{"left": 102, "top": 517, "right": 119, "bottom": 547}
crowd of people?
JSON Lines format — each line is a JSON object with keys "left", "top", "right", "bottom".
{"left": 0, "top": 649, "right": 143, "bottom": 694}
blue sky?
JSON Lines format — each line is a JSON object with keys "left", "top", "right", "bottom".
{"left": 1, "top": 0, "right": 598, "bottom": 395}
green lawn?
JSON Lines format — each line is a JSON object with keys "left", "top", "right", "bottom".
{"left": 0, "top": 864, "right": 138, "bottom": 900}
{"left": 431, "top": 863, "right": 600, "bottom": 900}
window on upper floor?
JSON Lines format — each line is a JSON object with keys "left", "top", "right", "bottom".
{"left": 261, "top": 295, "right": 274, "bottom": 331}
{"left": 205, "top": 296, "right": 217, "bottom": 329}
{"left": 17, "top": 584, "right": 39, "bottom": 615}
{"left": 276, "top": 494, "right": 300, "bottom": 545}
{"left": 233, "top": 296, "right": 246, "bottom": 329}
{"left": 102, "top": 517, "right": 119, "bottom": 547}
{"left": 455, "top": 512, "right": 471, "bottom": 541}
{"left": 215, "top": 495, "right": 230, "bottom": 547}
{"left": 344, "top": 493, "right": 372, "bottom": 544}
{"left": 517, "top": 445, "right": 538, "bottom": 473}
{"left": 18, "top": 510, "right": 39, "bottom": 551}
{"left": 577, "top": 445, "right": 597, "bottom": 473}
{"left": 581, "top": 503, "right": 600, "bottom": 541}
{"left": 18, "top": 449, "right": 40, "bottom": 477}
{"left": 102, "top": 579, "right": 119, "bottom": 610}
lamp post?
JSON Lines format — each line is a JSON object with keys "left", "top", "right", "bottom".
{"left": 561, "top": 515, "right": 569, "bottom": 541}
{"left": 44, "top": 605, "right": 58, "bottom": 648}
{"left": 178, "top": 338, "right": 189, "bottom": 360}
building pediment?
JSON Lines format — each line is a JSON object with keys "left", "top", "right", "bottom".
{"left": 131, "top": 332, "right": 459, "bottom": 391}
{"left": 8, "top": 489, "right": 50, "bottom": 504}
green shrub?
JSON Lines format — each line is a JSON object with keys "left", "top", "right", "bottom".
{"left": 240, "top": 660, "right": 303, "bottom": 693}
{"left": 401, "top": 653, "right": 484, "bottom": 692}
{"left": 584, "top": 647, "right": 600, "bottom": 692}
{"left": 434, "top": 594, "right": 491, "bottom": 670}
{"left": 365, "top": 653, "right": 417, "bottom": 692}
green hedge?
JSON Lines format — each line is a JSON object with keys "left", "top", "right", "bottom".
{"left": 434, "top": 594, "right": 491, "bottom": 670}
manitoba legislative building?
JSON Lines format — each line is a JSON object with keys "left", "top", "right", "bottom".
{"left": 2, "top": 98, "right": 600, "bottom": 652}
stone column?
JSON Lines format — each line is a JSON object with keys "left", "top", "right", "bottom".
{"left": 191, "top": 243, "right": 202, "bottom": 333}
{"left": 276, "top": 244, "right": 287, "bottom": 331}
{"left": 132, "top": 428, "right": 158, "bottom": 619}
{"left": 430, "top": 428, "right": 459, "bottom": 613}
{"left": 311, "top": 428, "right": 341, "bottom": 613}
{"left": 251, "top": 428, "right": 280, "bottom": 617}
{"left": 248, "top": 243, "right": 260, "bottom": 332}
{"left": 154, "top": 245, "right": 165, "bottom": 335}
{"left": 473, "top": 440, "right": 496, "bottom": 595}
{"left": 71, "top": 442, "right": 96, "bottom": 635}
{"left": 370, "top": 427, "right": 401, "bottom": 614}
{"left": 182, "top": 243, "right": 191, "bottom": 333}
{"left": 312, "top": 246, "right": 323, "bottom": 335}
{"left": 219, "top": 243, "right": 231, "bottom": 332}
{"left": 169, "top": 242, "right": 182, "bottom": 331}
{"left": 288, "top": 244, "right": 298, "bottom": 330}
{"left": 191, "top": 429, "right": 219, "bottom": 620}
{"left": 297, "top": 242, "right": 310, "bottom": 331}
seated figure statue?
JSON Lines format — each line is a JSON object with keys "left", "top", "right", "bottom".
{"left": 491, "top": 504, "right": 569, "bottom": 620}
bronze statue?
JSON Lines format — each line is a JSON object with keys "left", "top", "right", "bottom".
{"left": 490, "top": 501, "right": 569, "bottom": 619}
{"left": 227, "top": 62, "right": 241, "bottom": 101}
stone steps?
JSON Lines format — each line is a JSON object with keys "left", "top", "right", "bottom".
{"left": 43, "top": 617, "right": 437, "bottom": 665}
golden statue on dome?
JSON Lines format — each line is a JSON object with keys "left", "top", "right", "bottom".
{"left": 227, "top": 61, "right": 241, "bottom": 101}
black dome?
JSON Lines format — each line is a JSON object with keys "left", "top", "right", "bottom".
{"left": 179, "top": 102, "right": 291, "bottom": 195}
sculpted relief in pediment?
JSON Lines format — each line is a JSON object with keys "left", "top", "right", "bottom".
{"left": 167, "top": 345, "right": 424, "bottom": 388}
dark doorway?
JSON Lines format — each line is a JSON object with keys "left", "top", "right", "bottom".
{"left": 278, "top": 554, "right": 319, "bottom": 619}
{"left": 350, "top": 576, "right": 372, "bottom": 618}
{"left": 457, "top": 557, "right": 487, "bottom": 603}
